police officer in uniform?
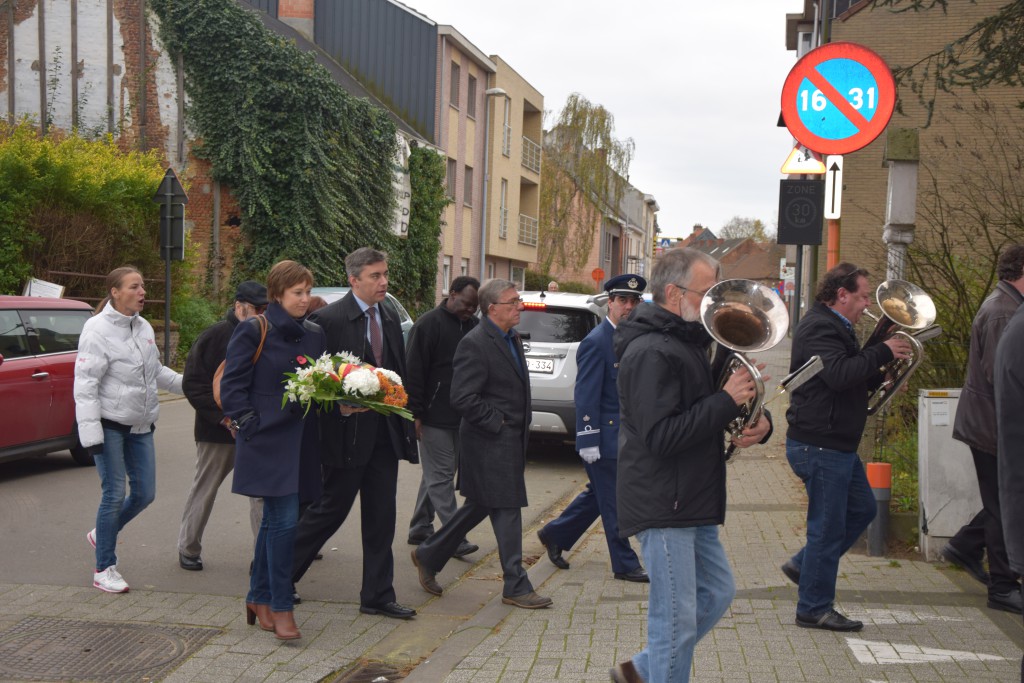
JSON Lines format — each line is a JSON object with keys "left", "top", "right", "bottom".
{"left": 538, "top": 274, "right": 649, "bottom": 582}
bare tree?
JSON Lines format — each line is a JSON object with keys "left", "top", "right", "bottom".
{"left": 718, "top": 216, "right": 772, "bottom": 241}
{"left": 539, "top": 94, "right": 634, "bottom": 273}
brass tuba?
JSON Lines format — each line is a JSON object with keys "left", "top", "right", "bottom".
{"left": 699, "top": 279, "right": 790, "bottom": 454}
{"left": 861, "top": 279, "right": 938, "bottom": 415}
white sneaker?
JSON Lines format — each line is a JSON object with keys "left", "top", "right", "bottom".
{"left": 86, "top": 529, "right": 96, "bottom": 548}
{"left": 93, "top": 565, "right": 129, "bottom": 593}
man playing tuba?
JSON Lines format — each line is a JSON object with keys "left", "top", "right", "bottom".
{"left": 782, "top": 262, "right": 912, "bottom": 632}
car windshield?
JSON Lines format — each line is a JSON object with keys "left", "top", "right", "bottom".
{"left": 517, "top": 308, "right": 598, "bottom": 344}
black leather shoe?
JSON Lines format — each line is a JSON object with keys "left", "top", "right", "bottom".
{"left": 781, "top": 560, "right": 800, "bottom": 586}
{"left": 453, "top": 540, "right": 479, "bottom": 558}
{"left": 407, "top": 530, "right": 433, "bottom": 545}
{"left": 795, "top": 608, "right": 863, "bottom": 631}
{"left": 987, "top": 589, "right": 1023, "bottom": 614}
{"left": 179, "top": 553, "right": 203, "bottom": 571}
{"left": 537, "top": 528, "right": 569, "bottom": 570}
{"left": 614, "top": 568, "right": 650, "bottom": 583}
{"left": 360, "top": 601, "right": 416, "bottom": 619}
{"left": 943, "top": 543, "right": 990, "bottom": 585}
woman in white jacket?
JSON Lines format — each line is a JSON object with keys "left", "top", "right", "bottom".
{"left": 74, "top": 266, "right": 183, "bottom": 593}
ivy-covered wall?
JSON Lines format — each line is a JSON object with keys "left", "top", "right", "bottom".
{"left": 150, "top": 0, "right": 399, "bottom": 283}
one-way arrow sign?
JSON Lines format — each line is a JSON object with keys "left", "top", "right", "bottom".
{"left": 824, "top": 155, "right": 843, "bottom": 219}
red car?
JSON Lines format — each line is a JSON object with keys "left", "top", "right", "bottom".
{"left": 0, "top": 295, "right": 95, "bottom": 465}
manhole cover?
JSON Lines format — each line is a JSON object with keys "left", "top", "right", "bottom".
{"left": 0, "top": 617, "right": 220, "bottom": 682}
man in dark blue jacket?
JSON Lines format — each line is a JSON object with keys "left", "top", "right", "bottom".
{"left": 783, "top": 262, "right": 911, "bottom": 632}
{"left": 611, "top": 249, "right": 770, "bottom": 683}
{"left": 538, "top": 274, "right": 647, "bottom": 582}
{"left": 405, "top": 276, "right": 480, "bottom": 558}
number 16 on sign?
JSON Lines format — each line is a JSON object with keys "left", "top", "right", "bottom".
{"left": 824, "top": 155, "right": 843, "bottom": 220}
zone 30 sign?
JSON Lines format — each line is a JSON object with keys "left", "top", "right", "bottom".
{"left": 781, "top": 42, "right": 896, "bottom": 155}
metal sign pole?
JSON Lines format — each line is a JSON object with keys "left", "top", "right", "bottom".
{"left": 163, "top": 181, "right": 172, "bottom": 366}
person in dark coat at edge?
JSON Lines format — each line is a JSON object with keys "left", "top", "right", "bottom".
{"left": 947, "top": 245, "right": 1024, "bottom": 613}
{"left": 538, "top": 274, "right": 648, "bottom": 583}
{"left": 405, "top": 275, "right": 481, "bottom": 558}
{"left": 177, "top": 281, "right": 267, "bottom": 571}
{"left": 608, "top": 248, "right": 771, "bottom": 683}
{"left": 782, "top": 262, "right": 912, "bottom": 634}
{"left": 995, "top": 297, "right": 1024, "bottom": 681}
{"left": 291, "top": 247, "right": 419, "bottom": 620}
{"left": 220, "top": 260, "right": 326, "bottom": 641}
{"left": 411, "top": 278, "right": 552, "bottom": 610}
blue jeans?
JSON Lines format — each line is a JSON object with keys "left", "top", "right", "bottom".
{"left": 92, "top": 427, "right": 156, "bottom": 571}
{"left": 249, "top": 494, "right": 299, "bottom": 612}
{"left": 785, "top": 438, "right": 876, "bottom": 616}
{"left": 632, "top": 526, "right": 735, "bottom": 683}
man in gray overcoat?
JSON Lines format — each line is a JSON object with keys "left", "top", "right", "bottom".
{"left": 411, "top": 278, "right": 552, "bottom": 609}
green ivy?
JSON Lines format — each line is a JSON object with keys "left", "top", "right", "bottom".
{"left": 382, "top": 147, "right": 448, "bottom": 317}
{"left": 150, "top": 0, "right": 399, "bottom": 283}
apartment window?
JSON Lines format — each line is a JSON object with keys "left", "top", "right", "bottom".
{"left": 464, "top": 165, "right": 474, "bottom": 206}
{"left": 446, "top": 158, "right": 457, "bottom": 201}
{"left": 461, "top": 257, "right": 469, "bottom": 276}
{"left": 442, "top": 256, "right": 452, "bottom": 294}
{"left": 487, "top": 263, "right": 495, "bottom": 279}
{"left": 499, "top": 179, "right": 509, "bottom": 239}
{"left": 467, "top": 75, "right": 477, "bottom": 118}
{"left": 502, "top": 97, "right": 512, "bottom": 157}
{"left": 450, "top": 62, "right": 460, "bottom": 107}
{"left": 511, "top": 266, "right": 525, "bottom": 290}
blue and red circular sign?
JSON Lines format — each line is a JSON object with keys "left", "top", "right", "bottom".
{"left": 781, "top": 42, "right": 895, "bottom": 155}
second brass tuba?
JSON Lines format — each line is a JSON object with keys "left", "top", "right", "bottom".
{"left": 699, "top": 279, "right": 789, "bottom": 453}
{"left": 861, "top": 279, "right": 938, "bottom": 415}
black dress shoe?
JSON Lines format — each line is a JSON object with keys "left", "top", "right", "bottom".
{"left": 780, "top": 560, "right": 800, "bottom": 586}
{"left": 537, "top": 528, "right": 569, "bottom": 570}
{"left": 795, "top": 608, "right": 863, "bottom": 631}
{"left": 453, "top": 540, "right": 479, "bottom": 558}
{"left": 987, "top": 588, "right": 1023, "bottom": 614}
{"left": 360, "top": 601, "right": 416, "bottom": 619}
{"left": 613, "top": 568, "right": 650, "bottom": 583}
{"left": 179, "top": 553, "right": 203, "bottom": 571}
{"left": 942, "top": 543, "right": 990, "bottom": 585}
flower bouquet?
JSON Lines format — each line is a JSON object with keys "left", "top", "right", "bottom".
{"left": 282, "top": 351, "right": 413, "bottom": 420}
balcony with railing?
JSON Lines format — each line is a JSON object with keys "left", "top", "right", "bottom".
{"left": 518, "top": 213, "right": 539, "bottom": 247}
{"left": 522, "top": 136, "right": 541, "bottom": 174}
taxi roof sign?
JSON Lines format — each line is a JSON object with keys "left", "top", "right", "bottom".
{"left": 781, "top": 145, "right": 826, "bottom": 174}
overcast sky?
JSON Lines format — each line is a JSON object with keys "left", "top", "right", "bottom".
{"left": 401, "top": 0, "right": 803, "bottom": 239}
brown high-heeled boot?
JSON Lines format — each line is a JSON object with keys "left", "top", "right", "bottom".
{"left": 245, "top": 602, "right": 273, "bottom": 631}
{"left": 271, "top": 610, "right": 301, "bottom": 640}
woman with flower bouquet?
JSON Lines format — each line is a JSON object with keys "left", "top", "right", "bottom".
{"left": 220, "top": 260, "right": 326, "bottom": 641}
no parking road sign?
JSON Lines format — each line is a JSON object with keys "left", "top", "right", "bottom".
{"left": 781, "top": 42, "right": 895, "bottom": 155}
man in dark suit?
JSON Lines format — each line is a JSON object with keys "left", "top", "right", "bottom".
{"left": 292, "top": 247, "right": 418, "bottom": 620}
{"left": 538, "top": 274, "right": 648, "bottom": 583}
{"left": 411, "top": 279, "right": 552, "bottom": 609}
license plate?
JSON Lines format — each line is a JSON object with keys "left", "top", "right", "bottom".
{"left": 526, "top": 357, "right": 554, "bottom": 374}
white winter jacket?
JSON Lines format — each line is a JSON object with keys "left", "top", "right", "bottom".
{"left": 73, "top": 302, "right": 183, "bottom": 447}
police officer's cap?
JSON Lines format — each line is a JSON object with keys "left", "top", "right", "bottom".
{"left": 604, "top": 274, "right": 646, "bottom": 298}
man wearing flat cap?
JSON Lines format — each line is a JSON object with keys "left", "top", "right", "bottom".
{"left": 178, "top": 281, "right": 268, "bottom": 571}
{"left": 538, "top": 274, "right": 648, "bottom": 582}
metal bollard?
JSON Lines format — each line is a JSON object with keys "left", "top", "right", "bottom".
{"left": 866, "top": 462, "right": 891, "bottom": 557}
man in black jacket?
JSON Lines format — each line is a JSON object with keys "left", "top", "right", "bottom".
{"left": 610, "top": 248, "right": 770, "bottom": 683}
{"left": 405, "top": 276, "right": 480, "bottom": 558}
{"left": 178, "top": 281, "right": 267, "bottom": 570}
{"left": 292, "top": 248, "right": 418, "bottom": 620}
{"left": 947, "top": 245, "right": 1024, "bottom": 613}
{"left": 783, "top": 262, "right": 911, "bottom": 633}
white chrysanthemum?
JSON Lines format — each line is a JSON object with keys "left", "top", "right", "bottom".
{"left": 377, "top": 368, "right": 402, "bottom": 385}
{"left": 343, "top": 367, "right": 381, "bottom": 397}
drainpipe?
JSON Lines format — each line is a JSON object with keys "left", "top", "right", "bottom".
{"left": 480, "top": 87, "right": 508, "bottom": 281}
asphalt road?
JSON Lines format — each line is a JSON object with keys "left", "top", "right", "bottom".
{"left": 0, "top": 396, "right": 587, "bottom": 607}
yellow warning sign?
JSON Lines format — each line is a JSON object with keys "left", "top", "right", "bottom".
{"left": 781, "top": 145, "right": 826, "bottom": 175}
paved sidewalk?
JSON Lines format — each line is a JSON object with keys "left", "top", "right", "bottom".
{"left": 1, "top": 339, "right": 1021, "bottom": 681}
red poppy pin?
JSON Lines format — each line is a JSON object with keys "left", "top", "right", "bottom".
{"left": 296, "top": 356, "right": 308, "bottom": 365}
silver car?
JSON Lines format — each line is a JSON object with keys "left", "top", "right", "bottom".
{"left": 517, "top": 291, "right": 608, "bottom": 443}
{"left": 310, "top": 287, "right": 415, "bottom": 343}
